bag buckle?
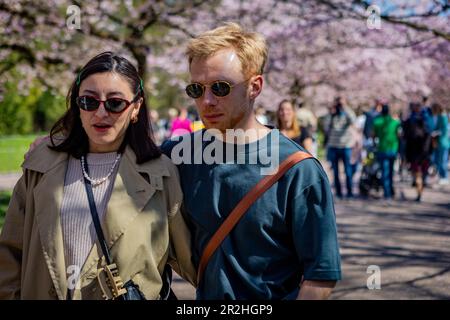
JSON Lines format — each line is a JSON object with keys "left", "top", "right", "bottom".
{"left": 97, "top": 263, "right": 127, "bottom": 300}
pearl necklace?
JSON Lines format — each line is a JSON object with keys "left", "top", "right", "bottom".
{"left": 81, "top": 153, "right": 121, "bottom": 186}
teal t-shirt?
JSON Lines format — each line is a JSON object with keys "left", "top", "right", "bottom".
{"left": 162, "top": 129, "right": 341, "bottom": 299}
{"left": 436, "top": 114, "right": 449, "bottom": 149}
{"left": 373, "top": 115, "right": 401, "bottom": 153}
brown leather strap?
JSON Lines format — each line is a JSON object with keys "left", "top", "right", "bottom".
{"left": 196, "top": 151, "right": 313, "bottom": 285}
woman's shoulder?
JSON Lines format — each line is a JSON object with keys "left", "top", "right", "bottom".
{"left": 158, "top": 153, "right": 178, "bottom": 176}
{"left": 22, "top": 139, "right": 68, "bottom": 173}
{"left": 124, "top": 147, "right": 177, "bottom": 178}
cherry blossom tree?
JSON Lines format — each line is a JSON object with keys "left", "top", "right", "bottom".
{"left": 0, "top": 0, "right": 448, "bottom": 121}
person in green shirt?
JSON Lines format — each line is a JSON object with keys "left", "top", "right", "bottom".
{"left": 373, "top": 104, "right": 401, "bottom": 199}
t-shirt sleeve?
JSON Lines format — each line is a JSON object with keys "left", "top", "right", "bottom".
{"left": 160, "top": 139, "right": 175, "bottom": 157}
{"left": 300, "top": 126, "right": 312, "bottom": 141}
{"left": 291, "top": 177, "right": 342, "bottom": 281}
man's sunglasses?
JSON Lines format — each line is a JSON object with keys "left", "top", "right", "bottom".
{"left": 185, "top": 79, "right": 249, "bottom": 99}
{"left": 76, "top": 93, "right": 140, "bottom": 114}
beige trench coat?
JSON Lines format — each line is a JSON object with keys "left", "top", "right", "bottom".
{"left": 0, "top": 142, "right": 196, "bottom": 299}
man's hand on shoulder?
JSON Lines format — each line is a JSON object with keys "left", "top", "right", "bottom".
{"left": 24, "top": 135, "right": 50, "bottom": 160}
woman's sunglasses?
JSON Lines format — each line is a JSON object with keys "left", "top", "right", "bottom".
{"left": 185, "top": 79, "right": 249, "bottom": 99}
{"left": 76, "top": 93, "right": 139, "bottom": 114}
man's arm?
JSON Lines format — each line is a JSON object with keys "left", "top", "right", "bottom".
{"left": 290, "top": 165, "right": 342, "bottom": 301}
{"left": 297, "top": 280, "right": 336, "bottom": 300}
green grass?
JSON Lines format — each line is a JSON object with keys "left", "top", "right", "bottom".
{"left": 0, "top": 134, "right": 39, "bottom": 173}
{"left": 0, "top": 190, "right": 12, "bottom": 231}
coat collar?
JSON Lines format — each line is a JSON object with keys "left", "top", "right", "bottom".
{"left": 24, "top": 142, "right": 171, "bottom": 298}
{"left": 22, "top": 141, "right": 68, "bottom": 173}
{"left": 23, "top": 143, "right": 170, "bottom": 178}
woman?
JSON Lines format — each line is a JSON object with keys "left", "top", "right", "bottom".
{"left": 169, "top": 106, "right": 192, "bottom": 138}
{"left": 0, "top": 52, "right": 196, "bottom": 299}
{"left": 277, "top": 99, "right": 313, "bottom": 153}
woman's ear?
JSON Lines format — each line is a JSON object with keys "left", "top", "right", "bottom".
{"left": 131, "top": 98, "right": 143, "bottom": 119}
{"left": 137, "top": 97, "right": 143, "bottom": 108}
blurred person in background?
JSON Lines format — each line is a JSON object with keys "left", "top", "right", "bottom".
{"left": 277, "top": 99, "right": 314, "bottom": 154}
{"left": 363, "top": 99, "right": 383, "bottom": 145}
{"left": 163, "top": 107, "right": 178, "bottom": 141}
{"left": 296, "top": 101, "right": 318, "bottom": 157}
{"left": 431, "top": 103, "right": 449, "bottom": 185}
{"left": 373, "top": 104, "right": 401, "bottom": 200}
{"left": 403, "top": 102, "right": 433, "bottom": 201}
{"left": 169, "top": 106, "right": 192, "bottom": 138}
{"left": 149, "top": 109, "right": 165, "bottom": 146}
{"left": 325, "top": 97, "right": 356, "bottom": 199}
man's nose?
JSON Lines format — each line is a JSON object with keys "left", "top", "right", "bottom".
{"left": 202, "top": 87, "right": 218, "bottom": 107}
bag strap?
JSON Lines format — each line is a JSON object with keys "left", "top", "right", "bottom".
{"left": 196, "top": 150, "right": 313, "bottom": 285}
{"left": 81, "top": 158, "right": 113, "bottom": 265}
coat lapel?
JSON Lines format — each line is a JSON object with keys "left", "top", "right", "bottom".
{"left": 79, "top": 147, "right": 169, "bottom": 277}
{"left": 33, "top": 158, "right": 69, "bottom": 300}
{"left": 102, "top": 150, "right": 158, "bottom": 245}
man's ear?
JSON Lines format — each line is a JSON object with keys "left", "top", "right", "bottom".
{"left": 249, "top": 75, "right": 263, "bottom": 99}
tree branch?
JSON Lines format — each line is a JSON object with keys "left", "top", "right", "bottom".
{"left": 355, "top": 0, "right": 450, "bottom": 41}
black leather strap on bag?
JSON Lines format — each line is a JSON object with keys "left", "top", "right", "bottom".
{"left": 81, "top": 159, "right": 113, "bottom": 265}
{"left": 196, "top": 151, "right": 313, "bottom": 285}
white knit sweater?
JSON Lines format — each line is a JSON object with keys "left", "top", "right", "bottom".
{"left": 60, "top": 152, "right": 120, "bottom": 274}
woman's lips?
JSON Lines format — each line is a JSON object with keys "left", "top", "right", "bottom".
{"left": 93, "top": 124, "right": 112, "bottom": 132}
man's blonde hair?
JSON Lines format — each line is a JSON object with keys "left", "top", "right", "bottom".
{"left": 186, "top": 22, "right": 268, "bottom": 78}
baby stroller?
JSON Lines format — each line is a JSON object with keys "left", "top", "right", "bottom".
{"left": 359, "top": 146, "right": 382, "bottom": 197}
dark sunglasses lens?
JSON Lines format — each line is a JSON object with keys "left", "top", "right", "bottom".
{"left": 211, "top": 81, "right": 231, "bottom": 97}
{"left": 77, "top": 96, "right": 99, "bottom": 111}
{"left": 186, "top": 83, "right": 204, "bottom": 99}
{"left": 105, "top": 99, "right": 127, "bottom": 113}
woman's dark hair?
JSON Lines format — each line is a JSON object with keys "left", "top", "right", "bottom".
{"left": 49, "top": 51, "right": 161, "bottom": 163}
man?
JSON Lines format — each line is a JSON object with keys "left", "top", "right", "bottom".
{"left": 162, "top": 23, "right": 341, "bottom": 299}
{"left": 363, "top": 98, "right": 383, "bottom": 141}
{"left": 373, "top": 104, "right": 401, "bottom": 200}
{"left": 403, "top": 102, "right": 433, "bottom": 202}
{"left": 421, "top": 96, "right": 435, "bottom": 134}
{"left": 324, "top": 97, "right": 356, "bottom": 199}
{"left": 296, "top": 101, "right": 318, "bottom": 157}
{"left": 420, "top": 96, "right": 436, "bottom": 186}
